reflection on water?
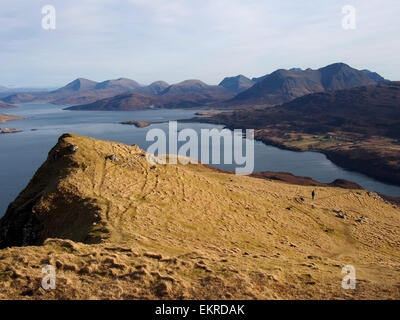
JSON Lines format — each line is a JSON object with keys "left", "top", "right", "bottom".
{"left": 1, "top": 103, "right": 400, "bottom": 216}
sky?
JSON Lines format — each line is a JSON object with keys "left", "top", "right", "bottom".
{"left": 1, "top": 0, "right": 399, "bottom": 87}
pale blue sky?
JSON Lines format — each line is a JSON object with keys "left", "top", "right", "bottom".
{"left": 1, "top": 0, "right": 399, "bottom": 87}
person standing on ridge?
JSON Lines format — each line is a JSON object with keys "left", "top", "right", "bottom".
{"left": 312, "top": 190, "right": 316, "bottom": 200}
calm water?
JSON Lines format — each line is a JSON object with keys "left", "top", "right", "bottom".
{"left": 1, "top": 103, "right": 400, "bottom": 216}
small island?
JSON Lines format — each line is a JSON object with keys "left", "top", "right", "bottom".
{"left": 194, "top": 111, "right": 222, "bottom": 116}
{"left": 0, "top": 113, "right": 24, "bottom": 134}
{"left": 120, "top": 120, "right": 160, "bottom": 128}
{"left": 0, "top": 128, "right": 22, "bottom": 134}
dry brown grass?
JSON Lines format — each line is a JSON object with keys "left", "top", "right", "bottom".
{"left": 0, "top": 133, "right": 399, "bottom": 299}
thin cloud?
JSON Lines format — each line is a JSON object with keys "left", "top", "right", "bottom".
{"left": 0, "top": 0, "right": 399, "bottom": 87}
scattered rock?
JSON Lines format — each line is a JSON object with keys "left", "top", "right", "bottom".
{"left": 43, "top": 238, "right": 78, "bottom": 252}
{"left": 106, "top": 154, "right": 119, "bottom": 162}
{"left": 69, "top": 145, "right": 79, "bottom": 153}
{"left": 144, "top": 252, "right": 163, "bottom": 260}
{"left": 356, "top": 216, "right": 368, "bottom": 223}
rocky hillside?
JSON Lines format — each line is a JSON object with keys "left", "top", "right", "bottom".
{"left": 0, "top": 134, "right": 399, "bottom": 299}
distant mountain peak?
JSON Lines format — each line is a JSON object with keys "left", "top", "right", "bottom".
{"left": 175, "top": 79, "right": 208, "bottom": 87}
{"left": 219, "top": 75, "right": 255, "bottom": 93}
{"left": 94, "top": 78, "right": 141, "bottom": 90}
{"left": 55, "top": 78, "right": 98, "bottom": 93}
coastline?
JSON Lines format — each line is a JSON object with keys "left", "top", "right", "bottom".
{"left": 0, "top": 113, "right": 24, "bottom": 134}
{"left": 181, "top": 116, "right": 400, "bottom": 188}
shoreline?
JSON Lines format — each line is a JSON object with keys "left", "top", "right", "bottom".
{"left": 180, "top": 116, "right": 400, "bottom": 189}
{"left": 0, "top": 113, "right": 24, "bottom": 134}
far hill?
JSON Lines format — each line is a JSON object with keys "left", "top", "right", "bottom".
{"left": 66, "top": 93, "right": 159, "bottom": 111}
{"left": 1, "top": 78, "right": 159, "bottom": 106}
{"left": 1, "top": 78, "right": 233, "bottom": 108}
{"left": 0, "top": 101, "right": 17, "bottom": 109}
{"left": 94, "top": 78, "right": 141, "bottom": 91}
{"left": 219, "top": 75, "right": 255, "bottom": 93}
{"left": 231, "top": 63, "right": 382, "bottom": 107}
{"left": 160, "top": 79, "right": 230, "bottom": 96}
{"left": 0, "top": 133, "right": 398, "bottom": 299}
{"left": 236, "top": 81, "right": 400, "bottom": 137}
{"left": 52, "top": 78, "right": 98, "bottom": 94}
{"left": 67, "top": 80, "right": 234, "bottom": 111}
{"left": 133, "top": 81, "right": 170, "bottom": 95}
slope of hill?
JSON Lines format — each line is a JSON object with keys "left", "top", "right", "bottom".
{"left": 66, "top": 93, "right": 159, "bottom": 111}
{"left": 52, "top": 78, "right": 97, "bottom": 94}
{"left": 361, "top": 70, "right": 389, "bottom": 83}
{"left": 218, "top": 82, "right": 400, "bottom": 137}
{"left": 1, "top": 92, "right": 51, "bottom": 104}
{"left": 193, "top": 82, "right": 400, "bottom": 185}
{"left": 218, "top": 75, "right": 255, "bottom": 93}
{"left": 230, "top": 63, "right": 379, "bottom": 107}
{"left": 0, "top": 133, "right": 399, "bottom": 299}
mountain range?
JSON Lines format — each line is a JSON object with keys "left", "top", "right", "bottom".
{"left": 67, "top": 63, "right": 389, "bottom": 111}
{"left": 1, "top": 78, "right": 171, "bottom": 106}
{"left": 226, "top": 63, "right": 383, "bottom": 107}
{"left": 0, "top": 63, "right": 390, "bottom": 111}
{"left": 66, "top": 79, "right": 233, "bottom": 111}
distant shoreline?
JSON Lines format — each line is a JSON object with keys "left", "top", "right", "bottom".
{"left": 0, "top": 113, "right": 24, "bottom": 134}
